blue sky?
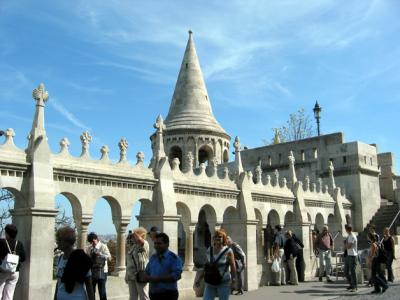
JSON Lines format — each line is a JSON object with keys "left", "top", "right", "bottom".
{"left": 1, "top": 1, "right": 399, "bottom": 234}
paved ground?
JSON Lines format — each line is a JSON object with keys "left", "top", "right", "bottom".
{"left": 187, "top": 280, "right": 400, "bottom": 300}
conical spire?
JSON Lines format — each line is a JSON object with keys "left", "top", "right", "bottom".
{"left": 164, "top": 31, "right": 228, "bottom": 136}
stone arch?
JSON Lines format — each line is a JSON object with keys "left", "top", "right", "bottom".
{"left": 194, "top": 205, "right": 217, "bottom": 266}
{"left": 102, "top": 195, "right": 123, "bottom": 222}
{"left": 176, "top": 202, "right": 191, "bottom": 227}
{"left": 284, "top": 211, "right": 296, "bottom": 229}
{"left": 59, "top": 192, "right": 82, "bottom": 224}
{"left": 223, "top": 149, "right": 229, "bottom": 163}
{"left": 315, "top": 213, "right": 324, "bottom": 232}
{"left": 169, "top": 145, "right": 183, "bottom": 170}
{"left": 267, "top": 209, "right": 280, "bottom": 227}
{"left": 307, "top": 213, "right": 312, "bottom": 223}
{"left": 1, "top": 187, "right": 26, "bottom": 209}
{"left": 198, "top": 145, "right": 213, "bottom": 165}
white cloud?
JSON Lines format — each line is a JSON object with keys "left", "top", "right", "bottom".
{"left": 49, "top": 98, "right": 90, "bottom": 130}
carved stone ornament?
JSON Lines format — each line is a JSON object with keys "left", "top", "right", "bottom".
{"left": 32, "top": 83, "right": 49, "bottom": 105}
{"left": 154, "top": 114, "right": 166, "bottom": 133}
{"left": 100, "top": 145, "right": 110, "bottom": 160}
{"left": 234, "top": 136, "right": 241, "bottom": 152}
{"left": 185, "top": 151, "right": 194, "bottom": 171}
{"left": 2, "top": 128, "right": 16, "bottom": 147}
{"left": 136, "top": 151, "right": 145, "bottom": 165}
{"left": 80, "top": 131, "right": 92, "bottom": 157}
{"left": 118, "top": 138, "right": 128, "bottom": 162}
{"left": 255, "top": 165, "right": 262, "bottom": 184}
{"left": 304, "top": 175, "right": 310, "bottom": 191}
{"left": 59, "top": 138, "right": 70, "bottom": 153}
{"left": 171, "top": 157, "right": 180, "bottom": 170}
{"left": 274, "top": 169, "right": 279, "bottom": 186}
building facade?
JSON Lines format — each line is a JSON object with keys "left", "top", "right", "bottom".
{"left": 0, "top": 32, "right": 399, "bottom": 299}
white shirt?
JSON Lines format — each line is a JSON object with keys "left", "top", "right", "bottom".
{"left": 346, "top": 233, "right": 357, "bottom": 256}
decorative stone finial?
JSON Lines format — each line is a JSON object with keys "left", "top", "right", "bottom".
{"left": 328, "top": 160, "right": 336, "bottom": 191}
{"left": 32, "top": 83, "right": 49, "bottom": 105}
{"left": 136, "top": 151, "right": 145, "bottom": 165}
{"left": 317, "top": 178, "right": 323, "bottom": 192}
{"left": 2, "top": 128, "right": 16, "bottom": 147}
{"left": 151, "top": 115, "right": 167, "bottom": 166}
{"left": 266, "top": 174, "right": 271, "bottom": 185}
{"left": 273, "top": 169, "right": 280, "bottom": 186}
{"left": 154, "top": 115, "right": 166, "bottom": 133}
{"left": 234, "top": 136, "right": 241, "bottom": 152}
{"left": 255, "top": 165, "right": 262, "bottom": 184}
{"left": 304, "top": 176, "right": 310, "bottom": 191}
{"left": 100, "top": 145, "right": 110, "bottom": 161}
{"left": 288, "top": 150, "right": 297, "bottom": 184}
{"left": 59, "top": 138, "right": 70, "bottom": 154}
{"left": 223, "top": 167, "right": 229, "bottom": 179}
{"left": 282, "top": 177, "right": 287, "bottom": 188}
{"left": 80, "top": 130, "right": 92, "bottom": 157}
{"left": 171, "top": 157, "right": 180, "bottom": 170}
{"left": 199, "top": 163, "right": 206, "bottom": 174}
{"left": 188, "top": 29, "right": 193, "bottom": 35}
{"left": 118, "top": 138, "right": 128, "bottom": 162}
{"left": 184, "top": 151, "right": 194, "bottom": 172}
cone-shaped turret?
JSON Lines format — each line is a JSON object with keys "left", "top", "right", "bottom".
{"left": 165, "top": 31, "right": 228, "bottom": 137}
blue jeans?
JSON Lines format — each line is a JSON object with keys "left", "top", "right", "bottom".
{"left": 204, "top": 282, "right": 230, "bottom": 300}
{"left": 92, "top": 272, "right": 107, "bottom": 300}
{"left": 344, "top": 256, "right": 357, "bottom": 289}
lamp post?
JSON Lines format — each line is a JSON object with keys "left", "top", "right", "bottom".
{"left": 313, "top": 101, "right": 322, "bottom": 136}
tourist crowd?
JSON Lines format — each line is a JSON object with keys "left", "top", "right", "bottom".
{"left": 0, "top": 222, "right": 396, "bottom": 300}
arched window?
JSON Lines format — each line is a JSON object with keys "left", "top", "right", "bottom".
{"left": 198, "top": 145, "right": 213, "bottom": 165}
{"left": 169, "top": 146, "right": 183, "bottom": 170}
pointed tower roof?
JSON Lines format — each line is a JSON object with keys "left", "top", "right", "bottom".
{"left": 164, "top": 31, "right": 229, "bottom": 138}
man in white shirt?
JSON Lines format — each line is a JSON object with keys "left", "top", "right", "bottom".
{"left": 86, "top": 232, "right": 111, "bottom": 300}
{"left": 344, "top": 224, "right": 358, "bottom": 292}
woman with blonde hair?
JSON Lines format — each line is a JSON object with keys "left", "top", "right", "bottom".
{"left": 125, "top": 227, "right": 150, "bottom": 300}
{"left": 195, "top": 229, "right": 237, "bottom": 300}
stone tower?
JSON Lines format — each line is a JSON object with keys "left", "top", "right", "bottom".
{"left": 154, "top": 31, "right": 230, "bottom": 170}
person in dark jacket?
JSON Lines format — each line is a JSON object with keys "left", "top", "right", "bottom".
{"left": 292, "top": 234, "right": 304, "bottom": 282}
{"left": 283, "top": 230, "right": 298, "bottom": 285}
{"left": 383, "top": 227, "right": 395, "bottom": 282}
{"left": 0, "top": 224, "right": 26, "bottom": 300}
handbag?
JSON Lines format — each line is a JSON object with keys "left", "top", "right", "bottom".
{"left": 271, "top": 258, "right": 280, "bottom": 273}
{"left": 132, "top": 253, "right": 148, "bottom": 283}
{"left": 0, "top": 240, "right": 19, "bottom": 273}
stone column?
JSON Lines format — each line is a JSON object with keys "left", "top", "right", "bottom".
{"left": 184, "top": 225, "right": 195, "bottom": 271}
{"left": 76, "top": 215, "right": 92, "bottom": 250}
{"left": 113, "top": 218, "right": 130, "bottom": 276}
{"left": 12, "top": 208, "right": 58, "bottom": 300}
{"left": 194, "top": 139, "right": 199, "bottom": 168}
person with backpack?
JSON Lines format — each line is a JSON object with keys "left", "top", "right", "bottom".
{"left": 315, "top": 226, "right": 333, "bottom": 283}
{"left": 283, "top": 230, "right": 298, "bottom": 285}
{"left": 367, "top": 232, "right": 388, "bottom": 294}
{"left": 86, "top": 232, "right": 111, "bottom": 300}
{"left": 383, "top": 227, "right": 395, "bottom": 282}
{"left": 195, "top": 229, "right": 236, "bottom": 300}
{"left": 0, "top": 224, "right": 26, "bottom": 300}
{"left": 226, "top": 236, "right": 245, "bottom": 295}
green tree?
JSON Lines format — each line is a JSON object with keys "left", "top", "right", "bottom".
{"left": 270, "top": 108, "right": 316, "bottom": 143}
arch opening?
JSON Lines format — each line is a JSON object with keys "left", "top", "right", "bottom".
{"left": 169, "top": 146, "right": 183, "bottom": 170}
{"left": 198, "top": 145, "right": 213, "bottom": 165}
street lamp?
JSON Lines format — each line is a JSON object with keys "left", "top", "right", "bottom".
{"left": 313, "top": 101, "right": 322, "bottom": 136}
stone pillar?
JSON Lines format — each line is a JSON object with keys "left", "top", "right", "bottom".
{"left": 194, "top": 140, "right": 199, "bottom": 168}
{"left": 184, "top": 225, "right": 195, "bottom": 271}
{"left": 76, "top": 215, "right": 92, "bottom": 250}
{"left": 12, "top": 208, "right": 58, "bottom": 300}
{"left": 296, "top": 223, "right": 312, "bottom": 280}
{"left": 113, "top": 218, "right": 130, "bottom": 276}
{"left": 161, "top": 215, "right": 181, "bottom": 254}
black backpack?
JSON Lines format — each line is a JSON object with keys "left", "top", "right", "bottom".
{"left": 204, "top": 247, "right": 230, "bottom": 285}
{"left": 376, "top": 242, "right": 388, "bottom": 263}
